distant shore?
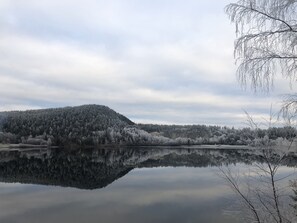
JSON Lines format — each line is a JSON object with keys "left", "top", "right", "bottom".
{"left": 0, "top": 143, "right": 250, "bottom": 151}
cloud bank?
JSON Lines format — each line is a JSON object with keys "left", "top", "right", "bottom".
{"left": 0, "top": 0, "right": 294, "bottom": 126}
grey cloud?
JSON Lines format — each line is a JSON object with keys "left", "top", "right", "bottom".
{"left": 0, "top": 0, "right": 291, "bottom": 126}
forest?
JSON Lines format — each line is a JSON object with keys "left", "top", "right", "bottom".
{"left": 0, "top": 105, "right": 296, "bottom": 147}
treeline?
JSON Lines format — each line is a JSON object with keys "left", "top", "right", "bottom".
{"left": 137, "top": 124, "right": 297, "bottom": 146}
{"left": 0, "top": 105, "right": 296, "bottom": 147}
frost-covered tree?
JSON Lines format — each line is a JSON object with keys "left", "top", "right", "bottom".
{"left": 226, "top": 0, "right": 297, "bottom": 92}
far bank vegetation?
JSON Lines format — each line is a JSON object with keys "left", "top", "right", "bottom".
{"left": 0, "top": 105, "right": 295, "bottom": 147}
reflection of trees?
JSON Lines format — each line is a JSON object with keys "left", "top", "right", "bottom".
{"left": 0, "top": 147, "right": 297, "bottom": 191}
{"left": 0, "top": 150, "right": 133, "bottom": 189}
{"left": 220, "top": 149, "right": 297, "bottom": 223}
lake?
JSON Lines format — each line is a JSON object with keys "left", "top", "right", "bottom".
{"left": 0, "top": 147, "right": 296, "bottom": 223}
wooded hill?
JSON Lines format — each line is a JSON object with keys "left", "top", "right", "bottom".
{"left": 0, "top": 105, "right": 135, "bottom": 146}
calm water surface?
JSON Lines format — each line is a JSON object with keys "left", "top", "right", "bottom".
{"left": 0, "top": 147, "right": 295, "bottom": 223}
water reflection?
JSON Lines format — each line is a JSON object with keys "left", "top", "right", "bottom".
{"left": 219, "top": 149, "right": 297, "bottom": 223}
{"left": 0, "top": 167, "right": 238, "bottom": 223}
{"left": 0, "top": 147, "right": 296, "bottom": 223}
{"left": 1, "top": 147, "right": 296, "bottom": 189}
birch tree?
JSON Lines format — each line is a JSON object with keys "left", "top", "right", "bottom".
{"left": 226, "top": 0, "right": 297, "bottom": 92}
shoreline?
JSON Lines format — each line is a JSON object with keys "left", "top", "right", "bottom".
{"left": 0, "top": 143, "right": 250, "bottom": 151}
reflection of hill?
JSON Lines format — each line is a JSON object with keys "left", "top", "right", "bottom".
{"left": 0, "top": 149, "right": 134, "bottom": 189}
{"left": 0, "top": 147, "right": 296, "bottom": 189}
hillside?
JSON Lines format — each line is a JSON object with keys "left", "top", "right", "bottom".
{"left": 0, "top": 105, "right": 136, "bottom": 146}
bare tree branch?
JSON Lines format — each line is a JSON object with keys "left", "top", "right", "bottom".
{"left": 226, "top": 0, "right": 297, "bottom": 92}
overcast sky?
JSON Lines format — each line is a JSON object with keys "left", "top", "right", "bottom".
{"left": 0, "top": 0, "right": 295, "bottom": 126}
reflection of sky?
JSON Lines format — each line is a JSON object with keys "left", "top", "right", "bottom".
{"left": 0, "top": 167, "right": 235, "bottom": 223}
{"left": 0, "top": 165, "right": 295, "bottom": 223}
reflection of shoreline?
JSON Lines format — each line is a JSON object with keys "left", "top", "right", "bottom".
{"left": 0, "top": 147, "right": 296, "bottom": 190}
{"left": 0, "top": 143, "right": 251, "bottom": 150}
{"left": 0, "top": 144, "right": 58, "bottom": 151}
{"left": 0, "top": 143, "right": 251, "bottom": 151}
